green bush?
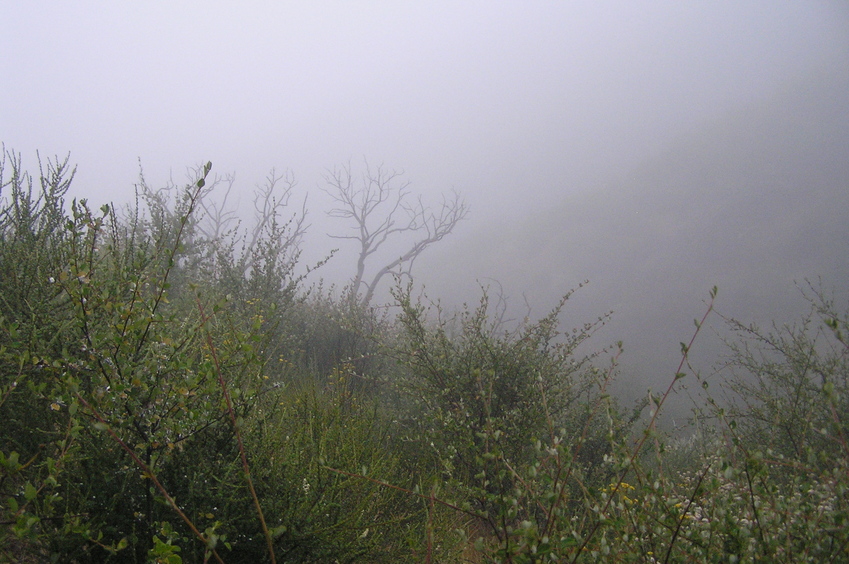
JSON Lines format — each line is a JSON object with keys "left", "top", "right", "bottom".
{"left": 240, "top": 375, "right": 443, "bottom": 562}
{"left": 0, "top": 158, "right": 267, "bottom": 561}
{"left": 720, "top": 282, "right": 849, "bottom": 474}
{"left": 386, "top": 282, "right": 633, "bottom": 552}
{"left": 282, "top": 283, "right": 390, "bottom": 387}
{"left": 3, "top": 150, "right": 847, "bottom": 562}
{"left": 438, "top": 285, "right": 849, "bottom": 563}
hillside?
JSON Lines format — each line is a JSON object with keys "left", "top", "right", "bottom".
{"left": 417, "top": 69, "right": 849, "bottom": 412}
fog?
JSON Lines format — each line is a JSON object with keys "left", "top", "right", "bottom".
{"left": 3, "top": 2, "right": 848, "bottom": 420}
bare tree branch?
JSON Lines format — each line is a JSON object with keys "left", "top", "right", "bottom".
{"left": 135, "top": 164, "right": 309, "bottom": 291}
{"left": 323, "top": 161, "right": 469, "bottom": 306}
{"left": 197, "top": 172, "right": 239, "bottom": 242}
{"left": 244, "top": 168, "right": 308, "bottom": 270}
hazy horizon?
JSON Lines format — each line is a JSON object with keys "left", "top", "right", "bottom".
{"left": 3, "top": 2, "right": 848, "bottom": 422}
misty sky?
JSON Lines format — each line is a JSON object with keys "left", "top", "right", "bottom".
{"left": 3, "top": 2, "right": 846, "bottom": 215}
{"left": 3, "top": 2, "right": 849, "bottom": 416}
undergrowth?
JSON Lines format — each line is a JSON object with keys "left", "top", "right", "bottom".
{"left": 1, "top": 150, "right": 846, "bottom": 562}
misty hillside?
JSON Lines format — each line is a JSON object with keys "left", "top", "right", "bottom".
{"left": 3, "top": 145, "right": 847, "bottom": 561}
{"left": 4, "top": 3, "right": 849, "bottom": 560}
{"left": 419, "top": 71, "right": 849, "bottom": 408}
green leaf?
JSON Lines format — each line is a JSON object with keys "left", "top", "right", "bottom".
{"left": 1, "top": 451, "right": 20, "bottom": 470}
{"left": 24, "top": 482, "right": 37, "bottom": 501}
{"left": 823, "top": 381, "right": 835, "bottom": 398}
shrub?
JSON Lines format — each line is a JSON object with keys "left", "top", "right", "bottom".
{"left": 719, "top": 281, "right": 849, "bottom": 474}
{"left": 386, "top": 282, "right": 631, "bottom": 552}
{"left": 239, "top": 374, "right": 443, "bottom": 562}
{"left": 4, "top": 149, "right": 846, "bottom": 562}
{"left": 0, "top": 159, "right": 270, "bottom": 561}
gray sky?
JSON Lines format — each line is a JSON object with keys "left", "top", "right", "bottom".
{"left": 4, "top": 2, "right": 846, "bottom": 215}
{"left": 3, "top": 1, "right": 849, "bottom": 417}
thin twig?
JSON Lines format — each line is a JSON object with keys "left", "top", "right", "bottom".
{"left": 572, "top": 288, "right": 716, "bottom": 562}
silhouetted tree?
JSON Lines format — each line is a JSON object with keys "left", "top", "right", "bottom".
{"left": 323, "top": 161, "right": 468, "bottom": 306}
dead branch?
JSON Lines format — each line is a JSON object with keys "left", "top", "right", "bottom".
{"left": 323, "top": 161, "right": 469, "bottom": 306}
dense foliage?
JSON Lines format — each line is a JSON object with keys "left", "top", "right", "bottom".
{"left": 1, "top": 151, "right": 846, "bottom": 562}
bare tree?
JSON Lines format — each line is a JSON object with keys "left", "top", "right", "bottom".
{"left": 196, "top": 168, "right": 309, "bottom": 278}
{"left": 323, "top": 161, "right": 469, "bottom": 306}
{"left": 196, "top": 172, "right": 240, "bottom": 243}
{"left": 245, "top": 168, "right": 309, "bottom": 268}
